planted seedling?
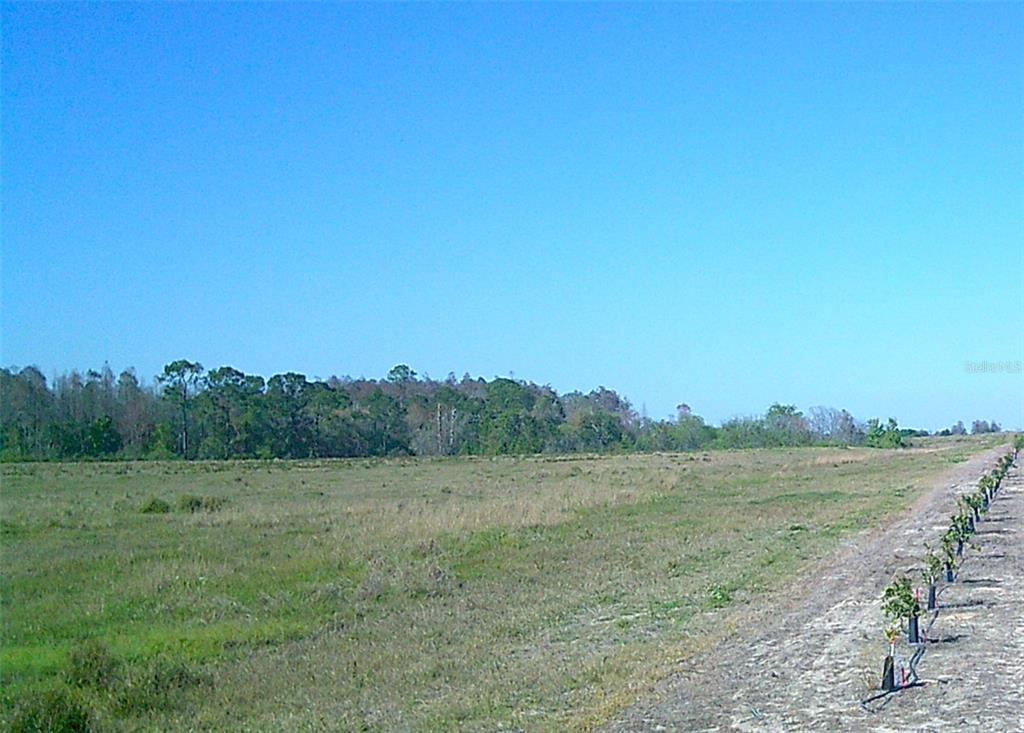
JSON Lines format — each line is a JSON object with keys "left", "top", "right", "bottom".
{"left": 922, "top": 546, "right": 942, "bottom": 609}
{"left": 991, "top": 466, "right": 1005, "bottom": 495}
{"left": 953, "top": 513, "right": 982, "bottom": 557}
{"left": 951, "top": 513, "right": 972, "bottom": 554}
{"left": 881, "top": 625, "right": 899, "bottom": 690}
{"left": 882, "top": 574, "right": 921, "bottom": 644}
{"left": 964, "top": 493, "right": 983, "bottom": 522}
{"left": 941, "top": 530, "right": 957, "bottom": 581}
{"left": 937, "top": 532, "right": 954, "bottom": 577}
{"left": 979, "top": 474, "right": 994, "bottom": 502}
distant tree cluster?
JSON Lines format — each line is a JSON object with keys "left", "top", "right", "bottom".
{"left": 934, "top": 419, "right": 1002, "bottom": 437}
{"left": 970, "top": 419, "right": 1002, "bottom": 435}
{"left": 864, "top": 418, "right": 906, "bottom": 448}
{"left": 1, "top": 361, "right": 918, "bottom": 461}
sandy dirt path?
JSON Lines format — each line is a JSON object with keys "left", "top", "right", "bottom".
{"left": 603, "top": 444, "right": 1022, "bottom": 733}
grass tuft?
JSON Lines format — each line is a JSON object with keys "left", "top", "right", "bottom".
{"left": 112, "top": 657, "right": 205, "bottom": 714}
{"left": 9, "top": 687, "right": 95, "bottom": 733}
{"left": 176, "top": 493, "right": 227, "bottom": 513}
{"left": 64, "top": 640, "right": 119, "bottom": 691}
{"left": 139, "top": 497, "right": 171, "bottom": 514}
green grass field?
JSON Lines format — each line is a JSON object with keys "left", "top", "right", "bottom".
{"left": 0, "top": 435, "right": 1005, "bottom": 731}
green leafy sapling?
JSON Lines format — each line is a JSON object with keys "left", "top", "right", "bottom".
{"left": 940, "top": 530, "right": 957, "bottom": 567}
{"left": 882, "top": 574, "right": 920, "bottom": 629}
{"left": 964, "top": 492, "right": 983, "bottom": 518}
{"left": 940, "top": 530, "right": 958, "bottom": 580}
{"left": 951, "top": 512, "right": 972, "bottom": 542}
{"left": 922, "top": 546, "right": 943, "bottom": 587}
{"left": 921, "top": 545, "right": 943, "bottom": 608}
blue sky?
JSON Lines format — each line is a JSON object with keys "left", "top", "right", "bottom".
{"left": 2, "top": 3, "right": 1022, "bottom": 430}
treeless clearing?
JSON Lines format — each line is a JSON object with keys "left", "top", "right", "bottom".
{"left": 0, "top": 435, "right": 1007, "bottom": 731}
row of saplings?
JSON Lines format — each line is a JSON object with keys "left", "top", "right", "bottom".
{"left": 878, "top": 440, "right": 1021, "bottom": 691}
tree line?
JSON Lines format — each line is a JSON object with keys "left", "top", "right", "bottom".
{"left": 936, "top": 419, "right": 1003, "bottom": 437}
{"left": 0, "top": 361, "right": 998, "bottom": 461}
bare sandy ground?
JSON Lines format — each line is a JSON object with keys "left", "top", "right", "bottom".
{"left": 603, "top": 444, "right": 1022, "bottom": 733}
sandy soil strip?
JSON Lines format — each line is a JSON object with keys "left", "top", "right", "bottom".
{"left": 603, "top": 444, "right": 1022, "bottom": 733}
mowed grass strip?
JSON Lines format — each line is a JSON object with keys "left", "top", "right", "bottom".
{"left": 0, "top": 435, "right": 1003, "bottom": 731}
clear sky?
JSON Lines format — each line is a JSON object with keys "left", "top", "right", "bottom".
{"left": 2, "top": 2, "right": 1022, "bottom": 430}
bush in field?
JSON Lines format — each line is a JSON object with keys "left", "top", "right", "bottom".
{"left": 865, "top": 418, "right": 905, "bottom": 448}
{"left": 139, "top": 497, "right": 171, "bottom": 514}
{"left": 64, "top": 639, "right": 119, "bottom": 690}
{"left": 112, "top": 657, "right": 205, "bottom": 714}
{"left": 10, "top": 688, "right": 94, "bottom": 733}
{"left": 60, "top": 641, "right": 204, "bottom": 718}
{"left": 177, "top": 494, "right": 227, "bottom": 513}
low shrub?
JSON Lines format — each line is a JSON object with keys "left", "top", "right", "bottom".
{"left": 10, "top": 687, "right": 94, "bottom": 733}
{"left": 177, "top": 494, "right": 202, "bottom": 512}
{"left": 139, "top": 497, "right": 171, "bottom": 514}
{"left": 112, "top": 657, "right": 205, "bottom": 714}
{"left": 64, "top": 639, "right": 120, "bottom": 690}
{"left": 177, "top": 494, "right": 227, "bottom": 513}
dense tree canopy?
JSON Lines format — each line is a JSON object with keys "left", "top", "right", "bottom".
{"left": 0, "top": 361, "right": 959, "bottom": 462}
